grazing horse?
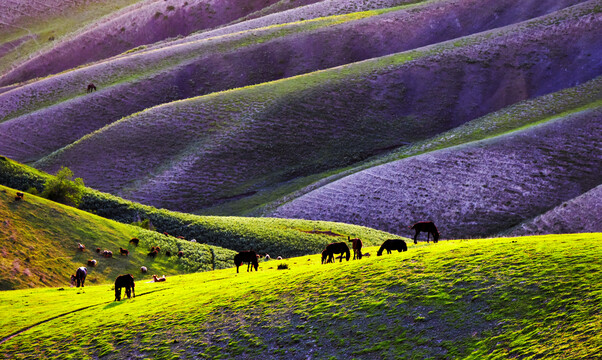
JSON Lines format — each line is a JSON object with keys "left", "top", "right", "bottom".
{"left": 234, "top": 250, "right": 259, "bottom": 273}
{"left": 377, "top": 239, "right": 408, "bottom": 256}
{"left": 323, "top": 242, "right": 350, "bottom": 263}
{"left": 86, "top": 83, "right": 97, "bottom": 93}
{"left": 410, "top": 221, "right": 440, "bottom": 244}
{"left": 70, "top": 267, "right": 87, "bottom": 287}
{"left": 119, "top": 247, "right": 129, "bottom": 256}
{"left": 348, "top": 237, "right": 363, "bottom": 260}
{"left": 129, "top": 238, "right": 139, "bottom": 246}
{"left": 321, "top": 249, "right": 333, "bottom": 264}
{"left": 114, "top": 274, "right": 135, "bottom": 301}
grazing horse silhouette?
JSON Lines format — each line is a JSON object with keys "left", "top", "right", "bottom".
{"left": 323, "top": 242, "right": 350, "bottom": 263}
{"left": 86, "top": 83, "right": 97, "bottom": 93}
{"left": 234, "top": 250, "right": 259, "bottom": 273}
{"left": 70, "top": 267, "right": 87, "bottom": 287}
{"left": 114, "top": 274, "right": 135, "bottom": 301}
{"left": 377, "top": 239, "right": 407, "bottom": 256}
{"left": 321, "top": 249, "right": 333, "bottom": 264}
{"left": 348, "top": 237, "right": 363, "bottom": 260}
{"left": 129, "top": 238, "right": 139, "bottom": 246}
{"left": 410, "top": 221, "right": 440, "bottom": 244}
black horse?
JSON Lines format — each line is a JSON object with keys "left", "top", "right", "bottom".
{"left": 377, "top": 239, "right": 408, "bottom": 256}
{"left": 70, "top": 267, "right": 87, "bottom": 287}
{"left": 114, "top": 274, "right": 135, "bottom": 301}
{"left": 410, "top": 221, "right": 440, "bottom": 244}
{"left": 321, "top": 249, "right": 334, "bottom": 264}
{"left": 86, "top": 83, "right": 97, "bottom": 93}
{"left": 234, "top": 250, "right": 259, "bottom": 273}
{"left": 323, "top": 242, "right": 350, "bottom": 263}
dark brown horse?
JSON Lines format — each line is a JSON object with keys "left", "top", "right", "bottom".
{"left": 348, "top": 237, "right": 363, "bottom": 260}
{"left": 234, "top": 250, "right": 259, "bottom": 273}
{"left": 70, "top": 267, "right": 87, "bottom": 287}
{"left": 377, "top": 239, "right": 407, "bottom": 256}
{"left": 323, "top": 242, "right": 350, "bottom": 263}
{"left": 321, "top": 249, "right": 334, "bottom": 264}
{"left": 410, "top": 221, "right": 440, "bottom": 244}
{"left": 129, "top": 238, "right": 139, "bottom": 246}
{"left": 114, "top": 274, "right": 135, "bottom": 301}
{"left": 86, "top": 83, "right": 97, "bottom": 93}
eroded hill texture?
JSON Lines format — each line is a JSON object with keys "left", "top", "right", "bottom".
{"left": 1, "top": 0, "right": 600, "bottom": 238}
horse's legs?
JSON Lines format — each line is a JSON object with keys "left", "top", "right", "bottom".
{"left": 427, "top": 232, "right": 430, "bottom": 243}
{"left": 414, "top": 230, "right": 420, "bottom": 244}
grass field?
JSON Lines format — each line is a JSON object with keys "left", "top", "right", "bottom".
{"left": 1, "top": 233, "right": 600, "bottom": 359}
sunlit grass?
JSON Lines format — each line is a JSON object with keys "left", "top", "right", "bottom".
{"left": 1, "top": 233, "right": 600, "bottom": 358}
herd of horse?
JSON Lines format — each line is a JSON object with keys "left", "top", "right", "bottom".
{"left": 70, "top": 221, "right": 439, "bottom": 298}
{"left": 236, "top": 221, "right": 440, "bottom": 271}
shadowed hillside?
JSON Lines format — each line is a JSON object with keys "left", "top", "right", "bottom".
{"left": 0, "top": 0, "right": 309, "bottom": 85}
{"left": 28, "top": 1, "right": 602, "bottom": 218}
{"left": 269, "top": 95, "right": 602, "bottom": 239}
{"left": 504, "top": 184, "right": 602, "bottom": 236}
{"left": 2, "top": 0, "right": 585, "bottom": 164}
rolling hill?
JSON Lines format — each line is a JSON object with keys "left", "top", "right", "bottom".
{"left": 19, "top": 1, "right": 602, "bottom": 220}
{"left": 0, "top": 0, "right": 600, "bottom": 239}
{"left": 1, "top": 233, "right": 600, "bottom": 358}
{"left": 0, "top": 183, "right": 237, "bottom": 290}
{"left": 0, "top": 158, "right": 403, "bottom": 278}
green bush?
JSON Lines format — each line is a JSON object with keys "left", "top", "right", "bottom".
{"left": 40, "top": 167, "right": 85, "bottom": 207}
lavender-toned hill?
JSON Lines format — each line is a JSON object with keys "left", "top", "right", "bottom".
{"left": 2, "top": 0, "right": 584, "bottom": 164}
{"left": 269, "top": 105, "right": 602, "bottom": 239}
{"left": 504, "top": 185, "right": 602, "bottom": 236}
{"left": 0, "top": 0, "right": 600, "bottom": 238}
{"left": 29, "top": 2, "right": 602, "bottom": 216}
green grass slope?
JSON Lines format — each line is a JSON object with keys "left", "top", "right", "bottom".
{"left": 0, "top": 158, "right": 400, "bottom": 259}
{"left": 0, "top": 233, "right": 600, "bottom": 358}
{"left": 30, "top": 1, "right": 602, "bottom": 214}
{"left": 0, "top": 183, "right": 237, "bottom": 290}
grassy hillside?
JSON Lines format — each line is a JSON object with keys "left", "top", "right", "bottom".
{"left": 27, "top": 1, "right": 602, "bottom": 215}
{"left": 0, "top": 233, "right": 600, "bottom": 358}
{"left": 0, "top": 184, "right": 237, "bottom": 290}
{"left": 0, "top": 158, "right": 400, "bottom": 259}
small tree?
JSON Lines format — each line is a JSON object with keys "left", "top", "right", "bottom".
{"left": 41, "top": 167, "right": 85, "bottom": 207}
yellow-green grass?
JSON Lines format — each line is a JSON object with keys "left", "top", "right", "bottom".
{"left": 0, "top": 183, "right": 237, "bottom": 290}
{"left": 0, "top": 157, "right": 402, "bottom": 259}
{"left": 1, "top": 233, "right": 600, "bottom": 358}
